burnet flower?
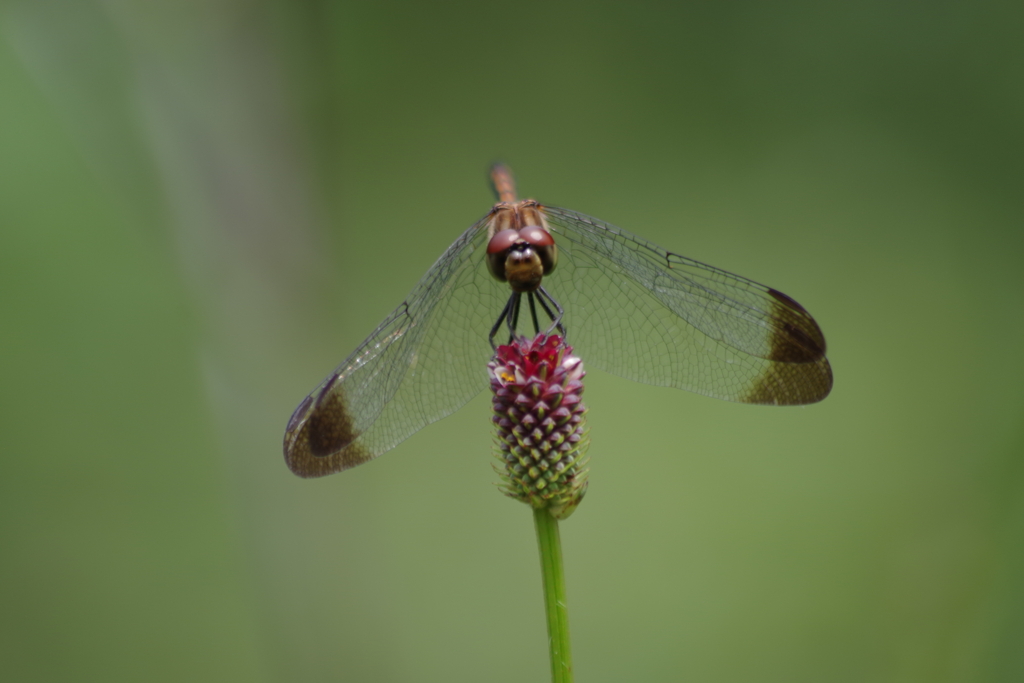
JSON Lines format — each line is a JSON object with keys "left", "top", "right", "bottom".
{"left": 488, "top": 334, "right": 590, "bottom": 520}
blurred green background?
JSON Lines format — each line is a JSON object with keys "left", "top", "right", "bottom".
{"left": 2, "top": 1, "right": 1022, "bottom": 681}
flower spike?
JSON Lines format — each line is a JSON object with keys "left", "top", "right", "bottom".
{"left": 488, "top": 335, "right": 590, "bottom": 520}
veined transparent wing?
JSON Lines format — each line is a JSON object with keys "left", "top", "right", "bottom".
{"left": 284, "top": 213, "right": 506, "bottom": 478}
{"left": 538, "top": 204, "right": 832, "bottom": 405}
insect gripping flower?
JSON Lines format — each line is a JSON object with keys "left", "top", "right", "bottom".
{"left": 489, "top": 335, "right": 590, "bottom": 520}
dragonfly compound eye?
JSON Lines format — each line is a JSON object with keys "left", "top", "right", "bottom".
{"left": 486, "top": 228, "right": 520, "bottom": 281}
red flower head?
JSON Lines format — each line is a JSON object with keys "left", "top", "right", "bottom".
{"left": 488, "top": 334, "right": 590, "bottom": 520}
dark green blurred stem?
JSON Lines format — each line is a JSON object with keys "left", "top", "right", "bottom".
{"left": 533, "top": 507, "right": 573, "bottom": 683}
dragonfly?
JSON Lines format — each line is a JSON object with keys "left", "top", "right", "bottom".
{"left": 284, "top": 165, "right": 833, "bottom": 478}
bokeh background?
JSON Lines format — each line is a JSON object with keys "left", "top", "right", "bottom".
{"left": 2, "top": 2, "right": 1022, "bottom": 681}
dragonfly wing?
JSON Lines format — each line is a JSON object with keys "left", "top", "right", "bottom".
{"left": 284, "top": 214, "right": 505, "bottom": 478}
{"left": 539, "top": 205, "right": 832, "bottom": 405}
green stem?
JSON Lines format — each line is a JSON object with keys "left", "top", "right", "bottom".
{"left": 533, "top": 507, "right": 573, "bottom": 683}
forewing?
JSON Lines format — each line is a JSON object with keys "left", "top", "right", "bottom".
{"left": 284, "top": 214, "right": 506, "bottom": 478}
{"left": 539, "top": 205, "right": 832, "bottom": 405}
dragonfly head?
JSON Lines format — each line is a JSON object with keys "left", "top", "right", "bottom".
{"left": 486, "top": 226, "right": 558, "bottom": 293}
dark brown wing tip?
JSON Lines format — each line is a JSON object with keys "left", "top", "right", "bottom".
{"left": 767, "top": 287, "right": 806, "bottom": 312}
{"left": 744, "top": 290, "right": 833, "bottom": 405}
{"left": 766, "top": 288, "right": 828, "bottom": 363}
{"left": 283, "top": 384, "right": 371, "bottom": 478}
{"left": 743, "top": 356, "right": 834, "bottom": 405}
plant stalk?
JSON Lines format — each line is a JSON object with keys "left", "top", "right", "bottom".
{"left": 533, "top": 507, "right": 573, "bottom": 683}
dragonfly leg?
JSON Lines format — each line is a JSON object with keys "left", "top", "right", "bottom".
{"left": 527, "top": 291, "right": 541, "bottom": 335}
{"left": 489, "top": 294, "right": 515, "bottom": 350}
{"left": 507, "top": 292, "right": 522, "bottom": 344}
{"left": 537, "top": 286, "right": 566, "bottom": 337}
